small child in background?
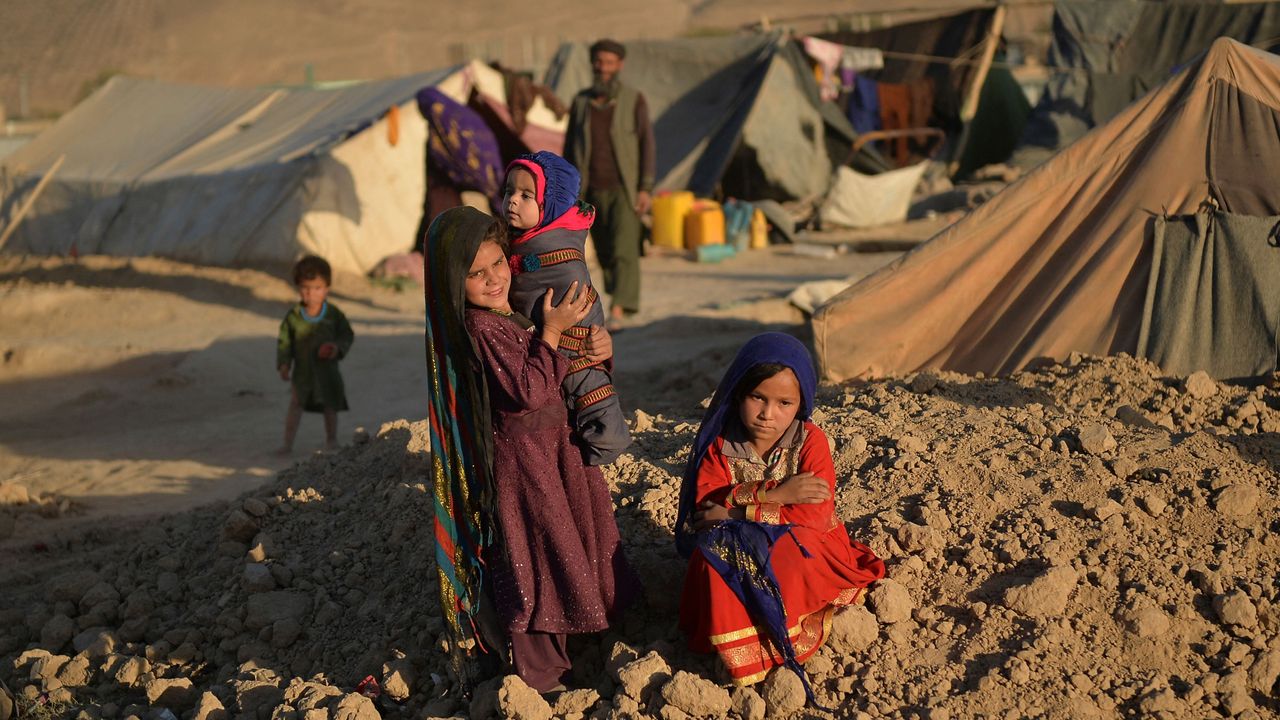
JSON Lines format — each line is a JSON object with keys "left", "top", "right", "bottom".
{"left": 277, "top": 255, "right": 354, "bottom": 453}
{"left": 502, "top": 151, "right": 631, "bottom": 465}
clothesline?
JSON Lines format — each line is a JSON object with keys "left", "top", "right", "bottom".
{"left": 753, "top": 0, "right": 1280, "bottom": 30}
{"left": 878, "top": 48, "right": 1089, "bottom": 74}
{"left": 873, "top": 36, "right": 1280, "bottom": 75}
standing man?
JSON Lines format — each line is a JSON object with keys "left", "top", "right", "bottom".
{"left": 564, "top": 39, "right": 656, "bottom": 330}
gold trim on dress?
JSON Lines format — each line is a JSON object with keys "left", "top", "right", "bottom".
{"left": 714, "top": 605, "right": 842, "bottom": 686}
{"left": 756, "top": 503, "right": 782, "bottom": 524}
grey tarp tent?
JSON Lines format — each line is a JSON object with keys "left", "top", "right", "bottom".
{"left": 544, "top": 33, "right": 881, "bottom": 202}
{"left": 813, "top": 39, "right": 1280, "bottom": 380}
{"left": 1013, "top": 0, "right": 1280, "bottom": 168}
{"left": 0, "top": 67, "right": 456, "bottom": 273}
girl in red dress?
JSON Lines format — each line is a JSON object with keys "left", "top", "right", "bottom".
{"left": 676, "top": 333, "right": 885, "bottom": 695}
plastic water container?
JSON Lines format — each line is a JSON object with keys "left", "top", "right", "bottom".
{"left": 684, "top": 201, "right": 725, "bottom": 248}
{"left": 750, "top": 208, "right": 769, "bottom": 249}
{"left": 723, "top": 199, "right": 753, "bottom": 251}
{"left": 651, "top": 191, "right": 694, "bottom": 249}
{"left": 696, "top": 244, "right": 737, "bottom": 263}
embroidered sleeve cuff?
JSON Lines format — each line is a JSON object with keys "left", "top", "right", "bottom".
{"left": 730, "top": 480, "right": 768, "bottom": 507}
{"left": 755, "top": 503, "right": 783, "bottom": 524}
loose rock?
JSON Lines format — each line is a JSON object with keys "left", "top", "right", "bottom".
{"left": 827, "top": 606, "right": 879, "bottom": 653}
{"left": 730, "top": 687, "right": 766, "bottom": 720}
{"left": 867, "top": 579, "right": 914, "bottom": 624}
{"left": 40, "top": 615, "right": 75, "bottom": 650}
{"left": 1248, "top": 650, "right": 1280, "bottom": 695}
{"left": 616, "top": 652, "right": 671, "bottom": 701}
{"left": 1004, "top": 567, "right": 1078, "bottom": 618}
{"left": 660, "top": 671, "right": 731, "bottom": 718}
{"left": 331, "top": 692, "right": 379, "bottom": 720}
{"left": 496, "top": 675, "right": 552, "bottom": 720}
{"left": 244, "top": 592, "right": 310, "bottom": 630}
{"left": 145, "top": 678, "right": 195, "bottom": 709}
{"left": 553, "top": 689, "right": 599, "bottom": 717}
{"left": 761, "top": 669, "right": 805, "bottom": 718}
{"left": 1184, "top": 371, "right": 1218, "bottom": 399}
{"left": 1215, "top": 484, "right": 1260, "bottom": 518}
{"left": 1122, "top": 606, "right": 1170, "bottom": 638}
{"left": 191, "top": 692, "right": 227, "bottom": 720}
{"left": 1214, "top": 592, "right": 1258, "bottom": 628}
{"left": 1076, "top": 423, "right": 1117, "bottom": 455}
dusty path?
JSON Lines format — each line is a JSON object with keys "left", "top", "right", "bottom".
{"left": 0, "top": 246, "right": 898, "bottom": 543}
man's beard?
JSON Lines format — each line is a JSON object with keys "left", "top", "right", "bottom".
{"left": 591, "top": 75, "right": 620, "bottom": 99}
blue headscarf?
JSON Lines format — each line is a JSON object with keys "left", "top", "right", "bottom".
{"left": 674, "top": 332, "right": 824, "bottom": 706}
{"left": 675, "top": 332, "right": 816, "bottom": 556}
{"left": 506, "top": 151, "right": 582, "bottom": 230}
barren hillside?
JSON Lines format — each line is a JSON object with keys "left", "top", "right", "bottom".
{"left": 0, "top": 0, "right": 1010, "bottom": 118}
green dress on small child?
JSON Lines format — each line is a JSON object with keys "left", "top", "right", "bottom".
{"left": 276, "top": 302, "right": 354, "bottom": 412}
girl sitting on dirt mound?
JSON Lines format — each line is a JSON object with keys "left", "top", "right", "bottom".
{"left": 422, "top": 206, "right": 641, "bottom": 694}
{"left": 675, "top": 333, "right": 885, "bottom": 697}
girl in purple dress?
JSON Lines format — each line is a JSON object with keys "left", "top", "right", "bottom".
{"left": 423, "top": 206, "right": 640, "bottom": 694}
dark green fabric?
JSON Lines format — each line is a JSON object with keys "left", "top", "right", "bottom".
{"left": 277, "top": 303, "right": 354, "bottom": 412}
{"left": 567, "top": 83, "right": 645, "bottom": 208}
{"left": 956, "top": 63, "right": 1032, "bottom": 179}
{"left": 1015, "top": 1, "right": 1280, "bottom": 167}
{"left": 1137, "top": 211, "right": 1280, "bottom": 379}
{"left": 587, "top": 186, "right": 642, "bottom": 313}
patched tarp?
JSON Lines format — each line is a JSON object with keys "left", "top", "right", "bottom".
{"left": 1013, "top": 0, "right": 1280, "bottom": 168}
{"left": 1138, "top": 211, "right": 1280, "bottom": 379}
{"left": 0, "top": 67, "right": 457, "bottom": 272}
{"left": 544, "top": 33, "right": 880, "bottom": 201}
{"left": 812, "top": 39, "right": 1280, "bottom": 380}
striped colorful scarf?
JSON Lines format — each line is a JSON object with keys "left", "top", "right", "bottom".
{"left": 423, "top": 206, "right": 500, "bottom": 687}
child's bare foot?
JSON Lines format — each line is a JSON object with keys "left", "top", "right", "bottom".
{"left": 606, "top": 305, "right": 627, "bottom": 333}
{"left": 324, "top": 440, "right": 338, "bottom": 451}
{"left": 274, "top": 446, "right": 292, "bottom": 457}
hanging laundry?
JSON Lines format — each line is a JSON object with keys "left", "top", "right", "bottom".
{"left": 841, "top": 46, "right": 884, "bottom": 72}
{"left": 877, "top": 78, "right": 935, "bottom": 166}
{"left": 803, "top": 37, "right": 884, "bottom": 102}
{"left": 846, "top": 75, "right": 882, "bottom": 136}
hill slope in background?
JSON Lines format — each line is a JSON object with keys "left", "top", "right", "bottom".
{"left": 0, "top": 0, "right": 1009, "bottom": 118}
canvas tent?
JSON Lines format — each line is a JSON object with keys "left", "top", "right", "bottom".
{"left": 812, "top": 38, "right": 1280, "bottom": 381}
{"left": 0, "top": 67, "right": 457, "bottom": 274}
{"left": 544, "top": 32, "right": 882, "bottom": 202}
{"left": 437, "top": 59, "right": 568, "bottom": 156}
{"left": 1013, "top": 0, "right": 1280, "bottom": 168}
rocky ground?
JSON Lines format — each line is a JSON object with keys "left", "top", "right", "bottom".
{"left": 2, "top": 352, "right": 1279, "bottom": 720}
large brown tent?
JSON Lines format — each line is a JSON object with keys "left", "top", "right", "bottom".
{"left": 813, "top": 38, "right": 1280, "bottom": 381}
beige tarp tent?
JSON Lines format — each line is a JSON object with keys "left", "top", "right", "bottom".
{"left": 813, "top": 38, "right": 1280, "bottom": 380}
{"left": 0, "top": 68, "right": 456, "bottom": 274}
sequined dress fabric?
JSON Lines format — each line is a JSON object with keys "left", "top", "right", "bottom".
{"left": 464, "top": 308, "right": 640, "bottom": 633}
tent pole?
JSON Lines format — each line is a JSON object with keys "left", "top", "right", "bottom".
{"left": 0, "top": 154, "right": 64, "bottom": 251}
{"left": 948, "top": 4, "right": 1006, "bottom": 177}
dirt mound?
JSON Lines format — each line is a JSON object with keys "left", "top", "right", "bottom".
{"left": 2, "top": 353, "right": 1279, "bottom": 719}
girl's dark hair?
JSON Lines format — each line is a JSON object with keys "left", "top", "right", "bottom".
{"left": 483, "top": 217, "right": 509, "bottom": 254}
{"left": 292, "top": 255, "right": 331, "bottom": 285}
{"left": 730, "top": 362, "right": 789, "bottom": 405}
